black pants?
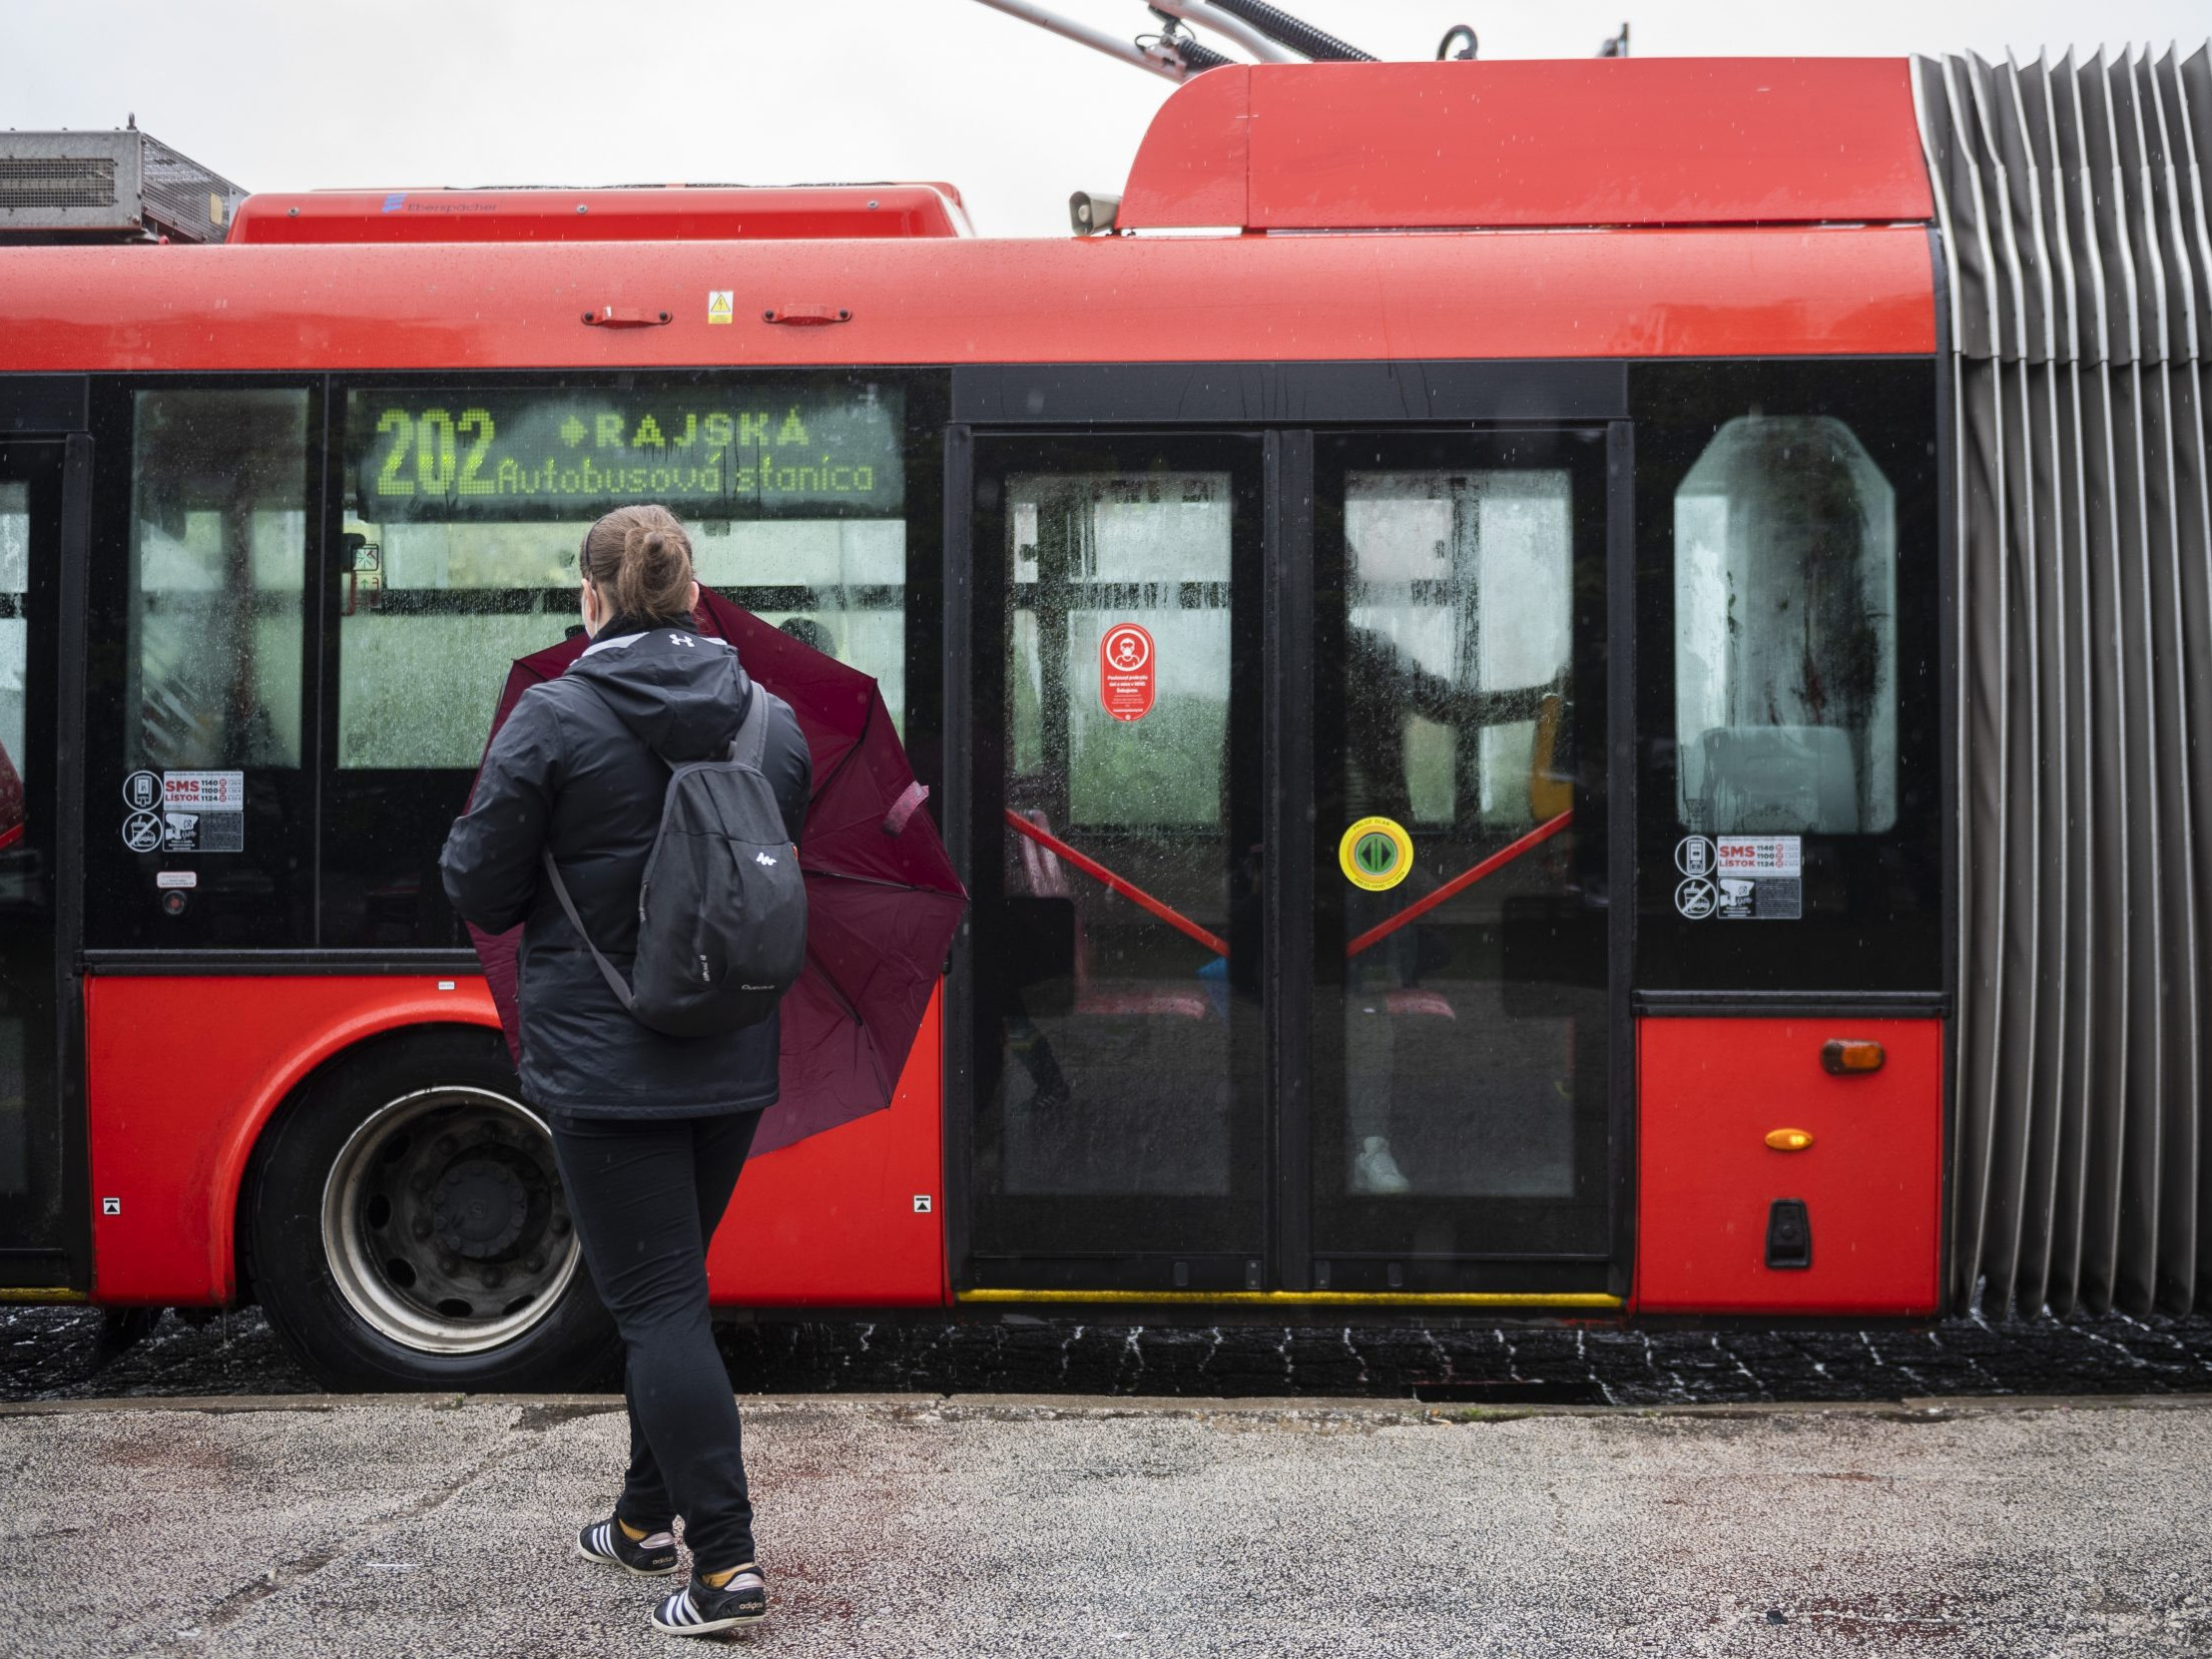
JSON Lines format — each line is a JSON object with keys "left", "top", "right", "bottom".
{"left": 549, "top": 1110, "right": 761, "bottom": 1572}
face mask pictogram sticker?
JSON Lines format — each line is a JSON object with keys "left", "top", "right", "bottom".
{"left": 1098, "top": 622, "right": 1156, "bottom": 722}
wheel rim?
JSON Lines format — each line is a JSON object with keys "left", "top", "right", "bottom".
{"left": 320, "top": 1086, "right": 580, "bottom": 1356}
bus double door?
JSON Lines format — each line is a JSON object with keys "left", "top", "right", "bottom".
{"left": 961, "top": 428, "right": 1616, "bottom": 1299}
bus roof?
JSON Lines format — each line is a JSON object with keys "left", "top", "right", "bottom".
{"left": 0, "top": 58, "right": 1940, "bottom": 370}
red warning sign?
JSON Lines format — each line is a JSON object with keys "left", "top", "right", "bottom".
{"left": 1099, "top": 622, "right": 1156, "bottom": 722}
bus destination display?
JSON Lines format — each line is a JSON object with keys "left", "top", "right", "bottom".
{"left": 346, "top": 386, "right": 902, "bottom": 521}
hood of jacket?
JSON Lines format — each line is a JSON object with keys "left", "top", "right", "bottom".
{"left": 562, "top": 625, "right": 750, "bottom": 763}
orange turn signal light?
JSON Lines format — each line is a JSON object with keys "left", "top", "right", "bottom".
{"left": 1821, "top": 1038, "right": 1886, "bottom": 1075}
{"left": 1764, "top": 1128, "right": 1815, "bottom": 1153}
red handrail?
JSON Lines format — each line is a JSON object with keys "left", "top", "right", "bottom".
{"left": 1346, "top": 809, "right": 1574, "bottom": 957}
{"left": 1003, "top": 810, "right": 1232, "bottom": 957}
{"left": 1001, "top": 805, "right": 1571, "bottom": 963}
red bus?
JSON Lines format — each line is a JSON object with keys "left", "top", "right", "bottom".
{"left": 2, "top": 51, "right": 2207, "bottom": 1387}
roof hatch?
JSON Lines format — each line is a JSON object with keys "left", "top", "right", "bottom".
{"left": 227, "top": 183, "right": 971, "bottom": 245}
{"left": 1115, "top": 59, "right": 1934, "bottom": 232}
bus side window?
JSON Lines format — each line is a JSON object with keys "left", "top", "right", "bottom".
{"left": 128, "top": 390, "right": 309, "bottom": 772}
{"left": 323, "top": 380, "right": 912, "bottom": 948}
{"left": 1672, "top": 415, "right": 1898, "bottom": 835}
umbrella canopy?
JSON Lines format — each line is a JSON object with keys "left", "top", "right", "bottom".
{"left": 467, "top": 587, "right": 964, "bottom": 1156}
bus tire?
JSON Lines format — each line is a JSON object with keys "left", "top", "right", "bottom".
{"left": 244, "top": 1027, "right": 617, "bottom": 1392}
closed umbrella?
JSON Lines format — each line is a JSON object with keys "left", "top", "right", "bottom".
{"left": 466, "top": 586, "right": 965, "bottom": 1155}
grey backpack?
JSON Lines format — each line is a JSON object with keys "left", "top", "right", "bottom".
{"left": 541, "top": 685, "right": 807, "bottom": 1037}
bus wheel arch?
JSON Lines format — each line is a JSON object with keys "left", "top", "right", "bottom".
{"left": 239, "top": 1024, "right": 617, "bottom": 1391}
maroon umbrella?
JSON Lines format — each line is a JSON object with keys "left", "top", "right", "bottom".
{"left": 466, "top": 587, "right": 965, "bottom": 1156}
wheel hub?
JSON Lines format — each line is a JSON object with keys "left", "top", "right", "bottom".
{"left": 431, "top": 1154, "right": 529, "bottom": 1259}
{"left": 319, "top": 1087, "right": 580, "bottom": 1356}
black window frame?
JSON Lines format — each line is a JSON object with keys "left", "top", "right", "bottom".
{"left": 316, "top": 366, "right": 946, "bottom": 953}
{"left": 82, "top": 367, "right": 947, "bottom": 960}
{"left": 82, "top": 373, "right": 324, "bottom": 952}
{"left": 1629, "top": 358, "right": 1945, "bottom": 995}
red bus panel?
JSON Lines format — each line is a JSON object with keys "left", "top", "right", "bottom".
{"left": 85, "top": 976, "right": 946, "bottom": 1309}
{"left": 1637, "top": 1017, "right": 1942, "bottom": 1316}
{"left": 1120, "top": 60, "right": 1934, "bottom": 232}
{"left": 0, "top": 224, "right": 1936, "bottom": 373}
{"left": 705, "top": 990, "right": 945, "bottom": 1307}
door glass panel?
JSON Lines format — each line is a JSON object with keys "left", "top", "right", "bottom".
{"left": 0, "top": 478, "right": 33, "bottom": 1217}
{"left": 1315, "top": 436, "right": 1609, "bottom": 1267}
{"left": 1002, "top": 471, "right": 1235, "bottom": 1196}
{"left": 0, "top": 448, "right": 65, "bottom": 1265}
{"left": 970, "top": 439, "right": 1264, "bottom": 1281}
{"left": 1, "top": 480, "right": 26, "bottom": 842}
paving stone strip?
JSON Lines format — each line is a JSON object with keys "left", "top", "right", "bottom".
{"left": 9, "top": 1304, "right": 2212, "bottom": 1403}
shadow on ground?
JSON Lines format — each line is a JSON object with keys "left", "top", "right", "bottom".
{"left": 7, "top": 1304, "right": 2212, "bottom": 1404}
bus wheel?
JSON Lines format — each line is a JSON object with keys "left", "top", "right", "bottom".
{"left": 245, "top": 1028, "right": 616, "bottom": 1391}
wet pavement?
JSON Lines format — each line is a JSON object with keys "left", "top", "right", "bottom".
{"left": 8, "top": 1304, "right": 2212, "bottom": 1405}
{"left": 3, "top": 1390, "right": 2209, "bottom": 1657}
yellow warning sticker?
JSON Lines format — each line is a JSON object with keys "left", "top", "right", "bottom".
{"left": 1339, "top": 817, "right": 1413, "bottom": 891}
{"left": 707, "top": 290, "right": 735, "bottom": 324}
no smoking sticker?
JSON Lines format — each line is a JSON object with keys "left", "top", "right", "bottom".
{"left": 1339, "top": 817, "right": 1413, "bottom": 892}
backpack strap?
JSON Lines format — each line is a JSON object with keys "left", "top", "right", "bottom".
{"left": 730, "top": 676, "right": 772, "bottom": 769}
{"left": 540, "top": 847, "right": 637, "bottom": 1012}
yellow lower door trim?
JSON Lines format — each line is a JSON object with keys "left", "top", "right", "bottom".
{"left": 956, "top": 1289, "right": 1623, "bottom": 1312}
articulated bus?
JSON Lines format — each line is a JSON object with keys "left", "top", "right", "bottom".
{"left": 3, "top": 54, "right": 2208, "bottom": 1387}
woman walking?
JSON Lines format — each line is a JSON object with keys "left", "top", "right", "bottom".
{"left": 441, "top": 504, "right": 810, "bottom": 1637}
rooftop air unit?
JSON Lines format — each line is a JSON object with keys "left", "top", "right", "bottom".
{"left": 0, "top": 124, "right": 245, "bottom": 244}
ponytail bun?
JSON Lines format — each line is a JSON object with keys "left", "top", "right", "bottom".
{"left": 582, "top": 505, "right": 696, "bottom": 627}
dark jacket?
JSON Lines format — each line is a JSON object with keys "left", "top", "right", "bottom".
{"left": 440, "top": 623, "right": 812, "bottom": 1121}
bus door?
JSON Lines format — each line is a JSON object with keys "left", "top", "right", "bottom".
{"left": 0, "top": 433, "right": 88, "bottom": 1289}
{"left": 1309, "top": 430, "right": 1612, "bottom": 1289}
{"left": 963, "top": 435, "right": 1268, "bottom": 1292}
{"left": 959, "top": 425, "right": 1617, "bottom": 1299}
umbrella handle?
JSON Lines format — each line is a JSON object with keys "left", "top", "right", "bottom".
{"left": 882, "top": 780, "right": 930, "bottom": 835}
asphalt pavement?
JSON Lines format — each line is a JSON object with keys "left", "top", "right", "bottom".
{"left": 3, "top": 1391, "right": 2208, "bottom": 1657}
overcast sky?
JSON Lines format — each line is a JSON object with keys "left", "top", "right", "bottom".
{"left": 7, "top": 1, "right": 2208, "bottom": 238}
